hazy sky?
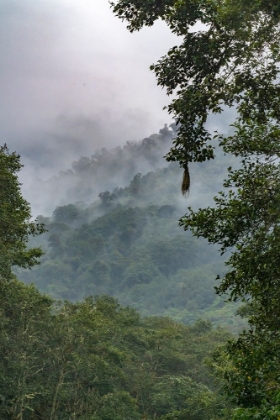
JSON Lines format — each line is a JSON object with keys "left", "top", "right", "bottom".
{"left": 1, "top": 0, "right": 237, "bottom": 218}
{"left": 0, "top": 0, "right": 181, "bottom": 181}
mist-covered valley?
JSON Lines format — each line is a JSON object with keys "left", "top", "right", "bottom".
{"left": 17, "top": 124, "right": 243, "bottom": 332}
{"left": 1, "top": 123, "right": 240, "bottom": 420}
{"left": 4, "top": 0, "right": 278, "bottom": 417}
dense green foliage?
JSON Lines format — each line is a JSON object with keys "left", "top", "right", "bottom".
{"left": 183, "top": 117, "right": 280, "bottom": 418}
{"left": 0, "top": 145, "right": 43, "bottom": 279}
{"left": 0, "top": 279, "right": 233, "bottom": 420}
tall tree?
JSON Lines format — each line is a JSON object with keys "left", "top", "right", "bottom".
{"left": 111, "top": 0, "right": 280, "bottom": 417}
{"left": 182, "top": 125, "right": 280, "bottom": 418}
{"left": 0, "top": 145, "right": 44, "bottom": 279}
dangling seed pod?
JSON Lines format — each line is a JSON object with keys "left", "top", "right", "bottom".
{"left": 181, "top": 163, "right": 190, "bottom": 196}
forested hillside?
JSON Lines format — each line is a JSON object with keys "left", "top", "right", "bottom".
{"left": 27, "top": 124, "right": 176, "bottom": 216}
{"left": 18, "top": 126, "right": 243, "bottom": 331}
{"left": 0, "top": 144, "right": 235, "bottom": 419}
{"left": 0, "top": 282, "right": 233, "bottom": 420}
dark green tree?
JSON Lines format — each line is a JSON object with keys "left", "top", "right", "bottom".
{"left": 53, "top": 204, "right": 80, "bottom": 225}
{"left": 181, "top": 136, "right": 280, "bottom": 418}
{"left": 0, "top": 145, "right": 44, "bottom": 279}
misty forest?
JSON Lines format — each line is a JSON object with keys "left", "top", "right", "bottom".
{"left": 2, "top": 0, "right": 280, "bottom": 419}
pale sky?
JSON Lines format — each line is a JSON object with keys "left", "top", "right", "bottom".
{"left": 0, "top": 0, "right": 180, "bottom": 181}
{"left": 1, "top": 0, "right": 236, "bottom": 217}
